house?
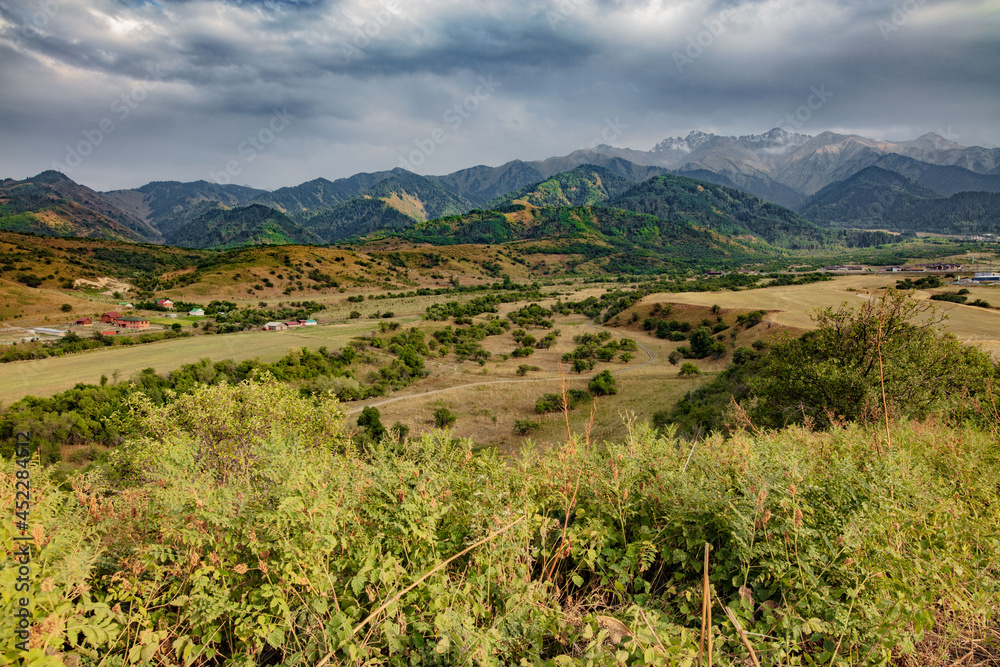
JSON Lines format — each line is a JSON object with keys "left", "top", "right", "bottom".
{"left": 300, "top": 319, "right": 317, "bottom": 326}
{"left": 973, "top": 272, "right": 1000, "bottom": 283}
{"left": 156, "top": 299, "right": 174, "bottom": 309}
{"left": 116, "top": 316, "right": 150, "bottom": 329}
{"left": 263, "top": 321, "right": 287, "bottom": 331}
{"left": 72, "top": 317, "right": 93, "bottom": 325}
{"left": 101, "top": 311, "right": 121, "bottom": 323}
{"left": 189, "top": 308, "right": 205, "bottom": 317}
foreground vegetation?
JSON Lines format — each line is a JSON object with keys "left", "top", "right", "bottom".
{"left": 2, "top": 375, "right": 998, "bottom": 665}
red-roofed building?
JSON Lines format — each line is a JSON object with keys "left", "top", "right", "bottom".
{"left": 72, "top": 317, "right": 93, "bottom": 325}
{"left": 101, "top": 312, "right": 121, "bottom": 323}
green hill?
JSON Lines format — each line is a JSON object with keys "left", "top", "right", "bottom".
{"left": 166, "top": 203, "right": 323, "bottom": 249}
{"left": 484, "top": 165, "right": 635, "bottom": 209}
{"left": 393, "top": 203, "right": 772, "bottom": 273}
{"left": 609, "top": 173, "right": 825, "bottom": 247}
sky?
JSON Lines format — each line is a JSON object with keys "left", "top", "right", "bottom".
{"left": 1, "top": 0, "right": 998, "bottom": 191}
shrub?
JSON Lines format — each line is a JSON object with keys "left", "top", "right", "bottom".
{"left": 357, "top": 405, "right": 387, "bottom": 441}
{"left": 588, "top": 370, "right": 617, "bottom": 396}
{"left": 512, "top": 418, "right": 539, "bottom": 435}
{"left": 678, "top": 362, "right": 701, "bottom": 377}
{"left": 433, "top": 406, "right": 457, "bottom": 428}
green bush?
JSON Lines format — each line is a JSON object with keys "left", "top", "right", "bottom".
{"left": 588, "top": 370, "right": 618, "bottom": 396}
{"left": 678, "top": 362, "right": 701, "bottom": 377}
{"left": 433, "top": 406, "right": 457, "bottom": 428}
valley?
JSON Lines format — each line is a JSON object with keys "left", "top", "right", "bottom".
{"left": 3, "top": 128, "right": 1000, "bottom": 667}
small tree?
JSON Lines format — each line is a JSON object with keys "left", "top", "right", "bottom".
{"left": 588, "top": 370, "right": 617, "bottom": 396}
{"left": 357, "top": 406, "right": 386, "bottom": 441}
{"left": 678, "top": 362, "right": 701, "bottom": 377}
{"left": 433, "top": 407, "right": 457, "bottom": 428}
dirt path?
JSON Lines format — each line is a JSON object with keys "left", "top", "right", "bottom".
{"left": 344, "top": 330, "right": 656, "bottom": 415}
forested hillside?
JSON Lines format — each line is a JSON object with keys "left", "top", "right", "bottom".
{"left": 166, "top": 203, "right": 323, "bottom": 249}
{"left": 802, "top": 166, "right": 1000, "bottom": 234}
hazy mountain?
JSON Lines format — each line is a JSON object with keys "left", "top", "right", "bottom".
{"left": 297, "top": 198, "right": 416, "bottom": 243}
{"left": 250, "top": 171, "right": 399, "bottom": 215}
{"left": 800, "top": 167, "right": 938, "bottom": 226}
{"left": 362, "top": 172, "right": 473, "bottom": 221}
{"left": 672, "top": 168, "right": 806, "bottom": 210}
{"left": 801, "top": 166, "right": 1000, "bottom": 235}
{"left": 584, "top": 128, "right": 1000, "bottom": 202}
{"left": 103, "top": 180, "right": 264, "bottom": 223}
{"left": 427, "top": 161, "right": 546, "bottom": 206}
{"left": 1, "top": 171, "right": 159, "bottom": 242}
{"left": 870, "top": 154, "right": 1000, "bottom": 197}
{"left": 297, "top": 171, "right": 474, "bottom": 243}
{"left": 165, "top": 203, "right": 323, "bottom": 249}
{"left": 102, "top": 180, "right": 266, "bottom": 239}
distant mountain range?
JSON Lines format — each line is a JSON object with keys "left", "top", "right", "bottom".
{"left": 2, "top": 128, "right": 999, "bottom": 250}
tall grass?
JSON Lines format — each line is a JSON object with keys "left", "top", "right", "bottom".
{"left": 2, "top": 378, "right": 998, "bottom": 665}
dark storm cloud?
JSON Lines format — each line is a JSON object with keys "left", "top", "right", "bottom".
{"left": 0, "top": 0, "right": 997, "bottom": 190}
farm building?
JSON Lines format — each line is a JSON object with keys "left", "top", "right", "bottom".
{"left": 284, "top": 320, "right": 302, "bottom": 327}
{"left": 116, "top": 316, "right": 150, "bottom": 329}
{"left": 72, "top": 317, "right": 93, "bottom": 325}
{"left": 300, "top": 319, "right": 317, "bottom": 326}
{"left": 973, "top": 273, "right": 1000, "bottom": 283}
{"left": 156, "top": 299, "right": 174, "bottom": 309}
{"left": 189, "top": 308, "right": 205, "bottom": 316}
{"left": 101, "top": 312, "right": 121, "bottom": 323}
{"left": 263, "top": 321, "right": 287, "bottom": 331}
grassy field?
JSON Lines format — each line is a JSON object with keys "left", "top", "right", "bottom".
{"left": 0, "top": 321, "right": 378, "bottom": 406}
{"left": 649, "top": 274, "right": 1000, "bottom": 355}
{"left": 5, "top": 275, "right": 998, "bottom": 453}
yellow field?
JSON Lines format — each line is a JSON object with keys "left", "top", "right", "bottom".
{"left": 648, "top": 275, "right": 1000, "bottom": 356}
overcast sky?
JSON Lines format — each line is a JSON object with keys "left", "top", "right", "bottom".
{"left": 1, "top": 0, "right": 997, "bottom": 191}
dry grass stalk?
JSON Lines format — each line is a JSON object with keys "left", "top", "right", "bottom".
{"left": 875, "top": 290, "right": 892, "bottom": 454}
{"left": 700, "top": 542, "right": 712, "bottom": 667}
{"left": 723, "top": 606, "right": 762, "bottom": 667}
{"left": 315, "top": 515, "right": 525, "bottom": 667}
{"left": 639, "top": 608, "right": 669, "bottom": 656}
{"left": 543, "top": 380, "right": 597, "bottom": 582}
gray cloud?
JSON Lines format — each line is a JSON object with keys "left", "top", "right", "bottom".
{"left": 1, "top": 0, "right": 997, "bottom": 190}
